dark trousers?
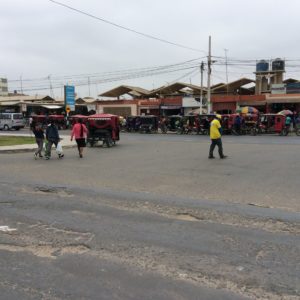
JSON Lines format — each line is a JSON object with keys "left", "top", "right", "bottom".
{"left": 45, "top": 139, "right": 59, "bottom": 157}
{"left": 209, "top": 138, "right": 224, "bottom": 158}
{"left": 35, "top": 138, "right": 44, "bottom": 156}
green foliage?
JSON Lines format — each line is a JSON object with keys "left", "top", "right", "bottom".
{"left": 0, "top": 136, "right": 35, "bottom": 146}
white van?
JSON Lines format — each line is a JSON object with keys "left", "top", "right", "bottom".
{"left": 0, "top": 113, "right": 25, "bottom": 130}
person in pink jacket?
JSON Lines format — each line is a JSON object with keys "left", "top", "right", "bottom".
{"left": 71, "top": 118, "right": 88, "bottom": 158}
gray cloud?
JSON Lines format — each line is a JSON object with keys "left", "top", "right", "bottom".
{"left": 1, "top": 0, "right": 300, "bottom": 98}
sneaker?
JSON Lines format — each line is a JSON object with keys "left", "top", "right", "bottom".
{"left": 208, "top": 156, "right": 215, "bottom": 159}
{"left": 220, "top": 155, "right": 228, "bottom": 159}
{"left": 45, "top": 156, "right": 50, "bottom": 160}
{"left": 34, "top": 153, "right": 38, "bottom": 160}
{"left": 79, "top": 154, "right": 83, "bottom": 158}
{"left": 58, "top": 153, "right": 64, "bottom": 159}
{"left": 39, "top": 155, "right": 43, "bottom": 158}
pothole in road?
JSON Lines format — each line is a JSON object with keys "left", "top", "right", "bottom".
{"left": 174, "top": 213, "right": 203, "bottom": 222}
{"left": 33, "top": 186, "right": 73, "bottom": 197}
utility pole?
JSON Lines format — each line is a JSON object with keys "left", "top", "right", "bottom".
{"left": 224, "top": 48, "right": 229, "bottom": 95}
{"left": 200, "top": 61, "right": 204, "bottom": 114}
{"left": 48, "top": 75, "right": 54, "bottom": 99}
{"left": 20, "top": 75, "right": 23, "bottom": 94}
{"left": 207, "top": 36, "right": 212, "bottom": 113}
{"left": 88, "top": 77, "right": 91, "bottom": 97}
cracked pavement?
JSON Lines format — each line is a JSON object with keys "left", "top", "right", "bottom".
{"left": 0, "top": 133, "right": 299, "bottom": 299}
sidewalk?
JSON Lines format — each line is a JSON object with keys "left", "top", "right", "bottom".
{"left": 0, "top": 132, "right": 75, "bottom": 153}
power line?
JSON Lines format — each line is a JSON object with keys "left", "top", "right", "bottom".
{"left": 9, "top": 63, "right": 201, "bottom": 92}
{"left": 48, "top": 0, "right": 206, "bottom": 54}
{"left": 9, "top": 57, "right": 204, "bottom": 82}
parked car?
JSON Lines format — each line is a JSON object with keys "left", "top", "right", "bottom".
{"left": 0, "top": 113, "right": 25, "bottom": 130}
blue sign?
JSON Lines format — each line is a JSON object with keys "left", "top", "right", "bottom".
{"left": 64, "top": 85, "right": 75, "bottom": 111}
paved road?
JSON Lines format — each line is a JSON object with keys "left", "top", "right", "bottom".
{"left": 0, "top": 132, "right": 299, "bottom": 299}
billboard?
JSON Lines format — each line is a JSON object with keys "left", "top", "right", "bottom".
{"left": 64, "top": 85, "right": 75, "bottom": 111}
{"left": 182, "top": 96, "right": 206, "bottom": 107}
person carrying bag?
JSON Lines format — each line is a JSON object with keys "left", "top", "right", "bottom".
{"left": 45, "top": 120, "right": 64, "bottom": 160}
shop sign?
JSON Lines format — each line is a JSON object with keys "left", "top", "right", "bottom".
{"left": 271, "top": 84, "right": 286, "bottom": 94}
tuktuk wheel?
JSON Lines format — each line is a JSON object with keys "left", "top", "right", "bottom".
{"left": 104, "top": 138, "right": 113, "bottom": 147}
{"left": 280, "top": 128, "right": 288, "bottom": 136}
{"left": 88, "top": 139, "right": 95, "bottom": 147}
{"left": 202, "top": 129, "right": 208, "bottom": 135}
{"left": 250, "top": 127, "right": 257, "bottom": 136}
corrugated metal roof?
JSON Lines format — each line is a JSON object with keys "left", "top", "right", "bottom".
{"left": 99, "top": 85, "right": 150, "bottom": 97}
{"left": 0, "top": 95, "right": 54, "bottom": 102}
{"left": 212, "top": 78, "right": 255, "bottom": 92}
{"left": 0, "top": 101, "right": 20, "bottom": 106}
{"left": 147, "top": 82, "right": 205, "bottom": 97}
{"left": 76, "top": 97, "right": 97, "bottom": 104}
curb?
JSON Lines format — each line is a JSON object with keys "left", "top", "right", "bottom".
{"left": 0, "top": 133, "right": 76, "bottom": 154}
{"left": 0, "top": 144, "right": 76, "bottom": 154}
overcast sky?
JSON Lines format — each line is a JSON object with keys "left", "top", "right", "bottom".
{"left": 1, "top": 0, "right": 300, "bottom": 98}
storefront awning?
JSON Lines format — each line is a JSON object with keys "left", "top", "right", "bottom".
{"left": 139, "top": 106, "right": 159, "bottom": 110}
{"left": 0, "top": 101, "right": 20, "bottom": 106}
{"left": 238, "top": 101, "right": 266, "bottom": 106}
{"left": 160, "top": 106, "right": 181, "bottom": 109}
{"left": 41, "top": 105, "right": 63, "bottom": 109}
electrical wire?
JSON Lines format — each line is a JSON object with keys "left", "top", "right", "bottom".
{"left": 10, "top": 64, "right": 201, "bottom": 92}
{"left": 9, "top": 57, "right": 204, "bottom": 82}
{"left": 48, "top": 0, "right": 207, "bottom": 54}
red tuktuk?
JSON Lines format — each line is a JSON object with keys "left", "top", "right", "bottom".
{"left": 259, "top": 114, "right": 286, "bottom": 134}
{"left": 31, "top": 115, "right": 47, "bottom": 127}
{"left": 87, "top": 114, "right": 120, "bottom": 147}
{"left": 69, "top": 114, "right": 89, "bottom": 127}
{"left": 48, "top": 115, "right": 66, "bottom": 129}
{"left": 226, "top": 113, "right": 259, "bottom": 135}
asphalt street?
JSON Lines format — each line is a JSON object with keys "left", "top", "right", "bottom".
{"left": 0, "top": 132, "right": 299, "bottom": 299}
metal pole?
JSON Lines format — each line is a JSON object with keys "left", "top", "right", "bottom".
{"left": 20, "top": 75, "right": 23, "bottom": 94}
{"left": 224, "top": 48, "right": 229, "bottom": 95}
{"left": 207, "top": 36, "right": 211, "bottom": 113}
{"left": 200, "top": 62, "right": 204, "bottom": 114}
{"left": 88, "top": 77, "right": 91, "bottom": 97}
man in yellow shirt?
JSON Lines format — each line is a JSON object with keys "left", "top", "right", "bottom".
{"left": 209, "top": 114, "right": 227, "bottom": 159}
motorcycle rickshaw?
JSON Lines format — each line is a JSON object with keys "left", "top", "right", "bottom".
{"left": 69, "top": 114, "right": 89, "bottom": 128}
{"left": 125, "top": 116, "right": 140, "bottom": 132}
{"left": 48, "top": 115, "right": 66, "bottom": 130}
{"left": 198, "top": 114, "right": 215, "bottom": 135}
{"left": 87, "top": 114, "right": 120, "bottom": 147}
{"left": 138, "top": 115, "right": 158, "bottom": 133}
{"left": 227, "top": 114, "right": 243, "bottom": 135}
{"left": 227, "top": 113, "right": 256, "bottom": 135}
{"left": 167, "top": 115, "right": 182, "bottom": 132}
{"left": 31, "top": 114, "right": 48, "bottom": 128}
{"left": 257, "top": 113, "right": 294, "bottom": 135}
{"left": 221, "top": 114, "right": 231, "bottom": 135}
{"left": 242, "top": 114, "right": 259, "bottom": 135}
